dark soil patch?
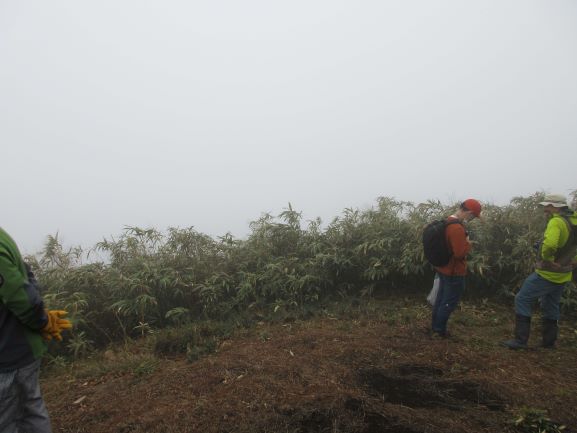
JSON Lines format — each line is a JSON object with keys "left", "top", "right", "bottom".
{"left": 361, "top": 412, "right": 427, "bottom": 433}
{"left": 359, "top": 364, "right": 506, "bottom": 411}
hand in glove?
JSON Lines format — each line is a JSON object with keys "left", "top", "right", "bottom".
{"left": 42, "top": 310, "right": 73, "bottom": 341}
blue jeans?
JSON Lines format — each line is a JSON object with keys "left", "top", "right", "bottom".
{"left": 515, "top": 272, "right": 564, "bottom": 320}
{"left": 432, "top": 274, "right": 465, "bottom": 334}
{"left": 0, "top": 359, "right": 52, "bottom": 433}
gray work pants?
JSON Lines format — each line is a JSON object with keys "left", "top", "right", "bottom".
{"left": 0, "top": 359, "right": 52, "bottom": 433}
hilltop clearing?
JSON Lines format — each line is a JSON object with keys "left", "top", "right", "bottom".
{"left": 42, "top": 299, "right": 577, "bottom": 433}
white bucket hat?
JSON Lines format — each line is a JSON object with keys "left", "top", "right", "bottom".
{"left": 538, "top": 193, "right": 568, "bottom": 208}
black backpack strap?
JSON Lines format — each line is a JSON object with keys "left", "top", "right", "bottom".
{"left": 562, "top": 216, "right": 577, "bottom": 244}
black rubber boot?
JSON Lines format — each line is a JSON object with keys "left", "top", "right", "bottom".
{"left": 542, "top": 318, "right": 558, "bottom": 349}
{"left": 502, "top": 314, "right": 531, "bottom": 350}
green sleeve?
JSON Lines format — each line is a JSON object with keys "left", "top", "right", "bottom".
{"left": 0, "top": 253, "right": 47, "bottom": 330}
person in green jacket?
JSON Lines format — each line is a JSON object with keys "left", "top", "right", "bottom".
{"left": 0, "top": 227, "right": 72, "bottom": 433}
{"left": 502, "top": 193, "right": 577, "bottom": 350}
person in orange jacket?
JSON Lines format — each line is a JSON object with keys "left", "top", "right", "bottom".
{"left": 431, "top": 199, "right": 482, "bottom": 337}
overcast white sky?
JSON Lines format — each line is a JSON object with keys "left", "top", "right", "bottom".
{"left": 1, "top": 0, "right": 576, "bottom": 254}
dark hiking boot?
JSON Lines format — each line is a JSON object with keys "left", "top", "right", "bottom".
{"left": 502, "top": 314, "right": 531, "bottom": 350}
{"left": 542, "top": 318, "right": 558, "bottom": 349}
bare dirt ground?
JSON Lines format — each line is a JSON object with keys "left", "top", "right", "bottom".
{"left": 42, "top": 299, "right": 577, "bottom": 433}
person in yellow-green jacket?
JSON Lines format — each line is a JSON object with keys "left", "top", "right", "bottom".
{"left": 0, "top": 227, "right": 72, "bottom": 433}
{"left": 502, "top": 193, "right": 577, "bottom": 350}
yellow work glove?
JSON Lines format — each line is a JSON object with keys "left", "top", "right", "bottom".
{"left": 42, "top": 310, "right": 73, "bottom": 341}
